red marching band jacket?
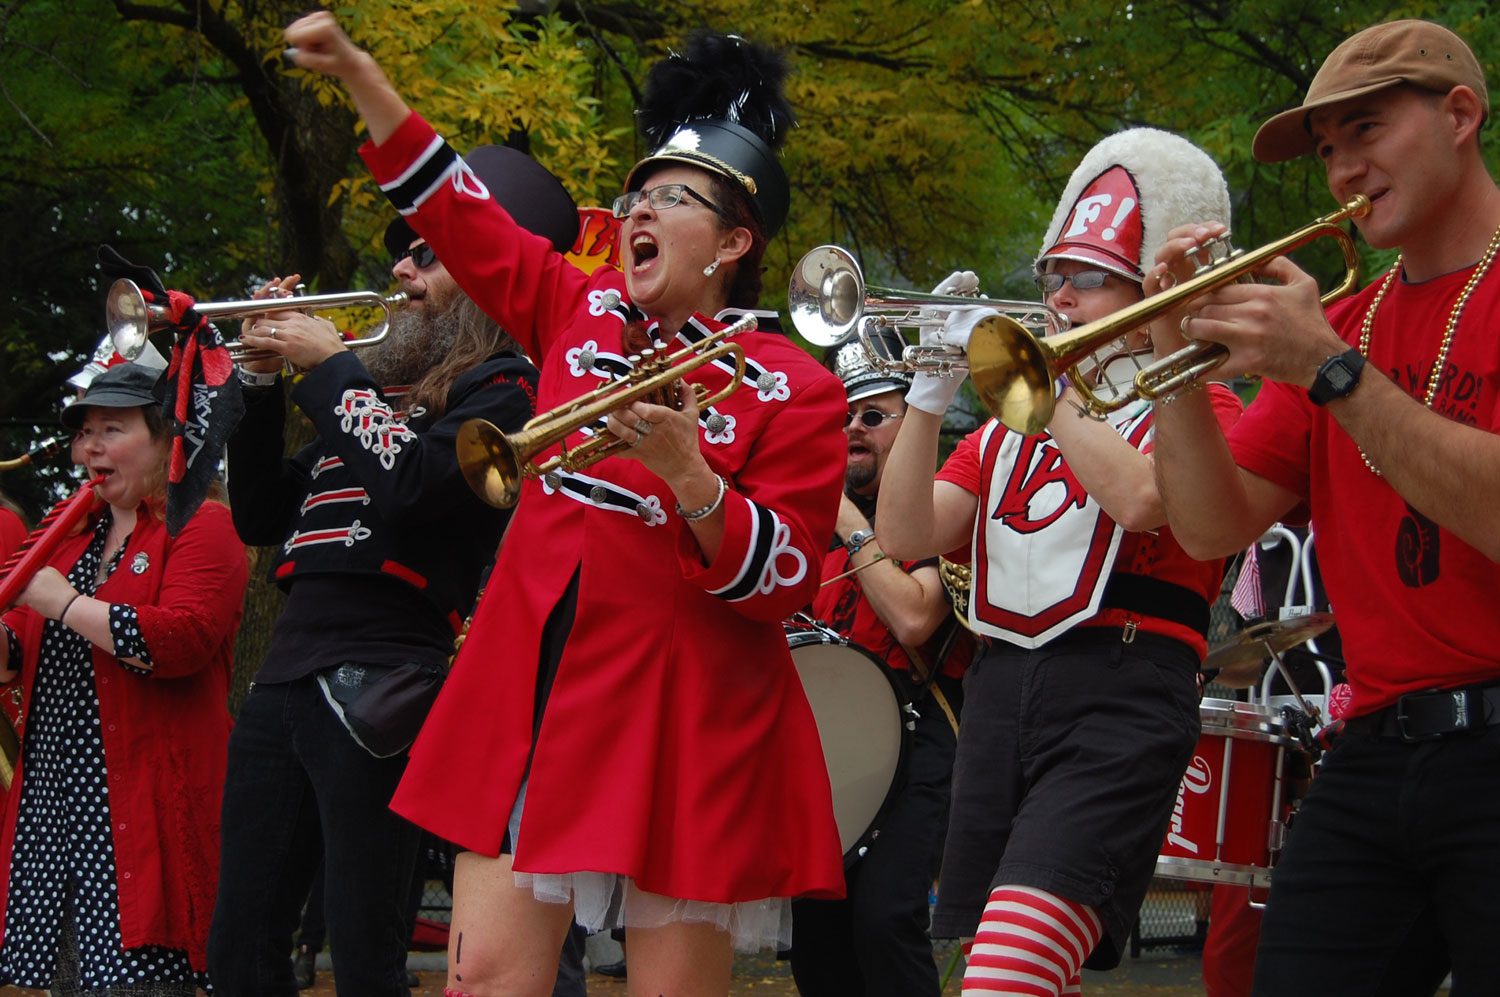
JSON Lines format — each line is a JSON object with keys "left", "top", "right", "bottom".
{"left": 0, "top": 500, "right": 247, "bottom": 971}
{"left": 365, "top": 114, "right": 849, "bottom": 905}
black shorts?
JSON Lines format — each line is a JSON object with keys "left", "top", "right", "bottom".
{"left": 930, "top": 627, "right": 1200, "bottom": 969}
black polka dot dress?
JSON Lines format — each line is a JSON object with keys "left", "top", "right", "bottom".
{"left": 0, "top": 512, "right": 207, "bottom": 991}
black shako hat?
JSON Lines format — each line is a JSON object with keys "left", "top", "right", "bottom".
{"left": 61, "top": 360, "right": 167, "bottom": 431}
{"left": 625, "top": 32, "right": 794, "bottom": 238}
{"left": 384, "top": 145, "right": 580, "bottom": 260}
{"left": 825, "top": 326, "right": 913, "bottom": 403}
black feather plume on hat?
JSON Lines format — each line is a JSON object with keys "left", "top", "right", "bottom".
{"left": 637, "top": 31, "right": 793, "bottom": 151}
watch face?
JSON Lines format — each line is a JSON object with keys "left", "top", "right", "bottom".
{"left": 1326, "top": 362, "right": 1355, "bottom": 391}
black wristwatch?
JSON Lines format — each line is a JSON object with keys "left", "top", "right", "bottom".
{"left": 1308, "top": 348, "right": 1367, "bottom": 406}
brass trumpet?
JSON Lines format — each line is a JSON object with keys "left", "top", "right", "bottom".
{"left": 788, "top": 245, "right": 1068, "bottom": 377}
{"left": 976, "top": 195, "right": 1371, "bottom": 435}
{"left": 457, "top": 314, "right": 756, "bottom": 509}
{"left": 106, "top": 278, "right": 408, "bottom": 365}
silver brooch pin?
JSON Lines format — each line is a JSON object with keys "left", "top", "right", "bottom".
{"left": 131, "top": 552, "right": 150, "bottom": 575}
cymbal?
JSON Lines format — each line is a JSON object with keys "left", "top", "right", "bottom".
{"left": 1205, "top": 612, "right": 1336, "bottom": 672}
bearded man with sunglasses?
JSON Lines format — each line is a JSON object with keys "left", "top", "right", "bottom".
{"left": 207, "top": 147, "right": 579, "bottom": 997}
{"left": 878, "top": 129, "right": 1243, "bottom": 996}
{"left": 789, "top": 328, "right": 970, "bottom": 997}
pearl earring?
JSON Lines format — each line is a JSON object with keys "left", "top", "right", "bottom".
{"left": 703, "top": 258, "right": 720, "bottom": 277}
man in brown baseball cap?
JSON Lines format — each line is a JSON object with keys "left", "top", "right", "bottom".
{"left": 1146, "top": 18, "right": 1500, "bottom": 995}
{"left": 1253, "top": 19, "right": 1489, "bottom": 162}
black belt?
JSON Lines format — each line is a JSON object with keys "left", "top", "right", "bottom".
{"left": 1343, "top": 682, "right": 1500, "bottom": 741}
{"left": 1099, "top": 574, "right": 1210, "bottom": 637}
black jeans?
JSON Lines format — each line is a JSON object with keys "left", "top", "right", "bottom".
{"left": 1252, "top": 725, "right": 1500, "bottom": 996}
{"left": 790, "top": 671, "right": 962, "bottom": 997}
{"left": 208, "top": 675, "right": 421, "bottom": 997}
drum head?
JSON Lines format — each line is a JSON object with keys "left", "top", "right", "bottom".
{"left": 790, "top": 637, "right": 907, "bottom": 857}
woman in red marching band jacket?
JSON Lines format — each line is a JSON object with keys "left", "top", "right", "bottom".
{"left": 284, "top": 13, "right": 847, "bottom": 997}
{"left": 0, "top": 361, "right": 247, "bottom": 994}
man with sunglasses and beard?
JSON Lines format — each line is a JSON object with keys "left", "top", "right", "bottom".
{"left": 792, "top": 327, "right": 969, "bottom": 997}
{"left": 207, "top": 146, "right": 578, "bottom": 997}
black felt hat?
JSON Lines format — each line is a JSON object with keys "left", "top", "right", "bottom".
{"left": 384, "top": 145, "right": 580, "bottom": 260}
{"left": 61, "top": 361, "right": 166, "bottom": 430}
{"left": 626, "top": 32, "right": 794, "bottom": 238}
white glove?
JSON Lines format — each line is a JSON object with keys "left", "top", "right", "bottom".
{"left": 906, "top": 305, "right": 997, "bottom": 415}
{"left": 931, "top": 269, "right": 980, "bottom": 298}
{"left": 918, "top": 270, "right": 980, "bottom": 327}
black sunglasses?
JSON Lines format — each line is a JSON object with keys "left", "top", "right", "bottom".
{"left": 1035, "top": 269, "right": 1112, "bottom": 294}
{"left": 395, "top": 242, "right": 439, "bottom": 270}
{"left": 847, "top": 409, "right": 903, "bottom": 428}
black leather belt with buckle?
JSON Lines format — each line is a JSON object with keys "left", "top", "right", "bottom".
{"left": 1343, "top": 682, "right": 1500, "bottom": 741}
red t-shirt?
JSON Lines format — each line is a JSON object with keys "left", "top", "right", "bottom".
{"left": 937, "top": 384, "right": 1242, "bottom": 658}
{"left": 812, "top": 546, "right": 971, "bottom": 679}
{"left": 1229, "top": 263, "right": 1500, "bottom": 715}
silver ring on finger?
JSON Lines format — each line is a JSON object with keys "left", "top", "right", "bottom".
{"left": 269, "top": 327, "right": 279, "bottom": 339}
{"left": 634, "top": 418, "right": 652, "bottom": 438}
{"left": 1178, "top": 315, "right": 1193, "bottom": 340}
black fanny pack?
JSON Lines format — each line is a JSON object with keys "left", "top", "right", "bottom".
{"left": 316, "top": 661, "right": 446, "bottom": 758}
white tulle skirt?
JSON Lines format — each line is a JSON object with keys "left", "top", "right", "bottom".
{"left": 507, "top": 781, "right": 793, "bottom": 952}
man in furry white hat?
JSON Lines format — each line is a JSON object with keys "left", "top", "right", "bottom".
{"left": 877, "top": 128, "right": 1243, "bottom": 995}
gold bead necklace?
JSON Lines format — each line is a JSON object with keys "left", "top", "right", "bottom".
{"left": 1355, "top": 224, "right": 1500, "bottom": 475}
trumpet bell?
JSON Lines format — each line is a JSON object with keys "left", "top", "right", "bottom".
{"left": 789, "top": 245, "right": 864, "bottom": 347}
{"left": 968, "top": 315, "right": 1058, "bottom": 437}
{"left": 457, "top": 418, "right": 526, "bottom": 510}
{"left": 106, "top": 279, "right": 155, "bottom": 362}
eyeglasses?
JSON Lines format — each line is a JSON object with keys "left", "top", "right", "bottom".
{"left": 612, "top": 184, "right": 732, "bottom": 224}
{"left": 395, "top": 242, "right": 439, "bottom": 270}
{"left": 1035, "top": 269, "right": 1112, "bottom": 295}
{"left": 847, "top": 409, "right": 903, "bottom": 428}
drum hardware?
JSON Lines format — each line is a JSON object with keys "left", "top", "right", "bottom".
{"left": 105, "top": 278, "right": 408, "bottom": 366}
{"left": 964, "top": 196, "right": 1371, "bottom": 434}
{"left": 1156, "top": 698, "right": 1300, "bottom": 888}
{"left": 0, "top": 437, "right": 66, "bottom": 473}
{"left": 1204, "top": 612, "right": 1336, "bottom": 672}
{"left": 456, "top": 313, "right": 754, "bottom": 509}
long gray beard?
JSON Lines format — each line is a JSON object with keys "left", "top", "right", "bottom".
{"left": 359, "top": 302, "right": 461, "bottom": 388}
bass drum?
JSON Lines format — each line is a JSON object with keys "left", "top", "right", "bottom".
{"left": 785, "top": 619, "right": 912, "bottom": 862}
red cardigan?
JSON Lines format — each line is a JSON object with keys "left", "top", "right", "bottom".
{"left": 0, "top": 500, "right": 247, "bottom": 971}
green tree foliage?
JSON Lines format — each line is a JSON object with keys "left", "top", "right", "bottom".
{"left": 3, "top": 0, "right": 1497, "bottom": 510}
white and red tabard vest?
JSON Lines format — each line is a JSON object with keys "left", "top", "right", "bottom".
{"left": 968, "top": 400, "right": 1154, "bottom": 646}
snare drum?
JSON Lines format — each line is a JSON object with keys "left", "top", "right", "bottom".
{"left": 1156, "top": 698, "right": 1297, "bottom": 888}
{"left": 785, "top": 620, "right": 911, "bottom": 861}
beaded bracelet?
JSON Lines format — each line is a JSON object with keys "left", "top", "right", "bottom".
{"left": 676, "top": 474, "right": 727, "bottom": 522}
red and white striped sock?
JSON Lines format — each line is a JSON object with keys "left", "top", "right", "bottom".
{"left": 961, "top": 884, "right": 1103, "bottom": 995}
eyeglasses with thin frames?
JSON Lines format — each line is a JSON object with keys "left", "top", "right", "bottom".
{"left": 394, "top": 242, "right": 439, "bottom": 270}
{"left": 612, "top": 184, "right": 733, "bottom": 225}
{"left": 847, "top": 409, "right": 903, "bottom": 429}
{"left": 1035, "top": 269, "right": 1112, "bottom": 295}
